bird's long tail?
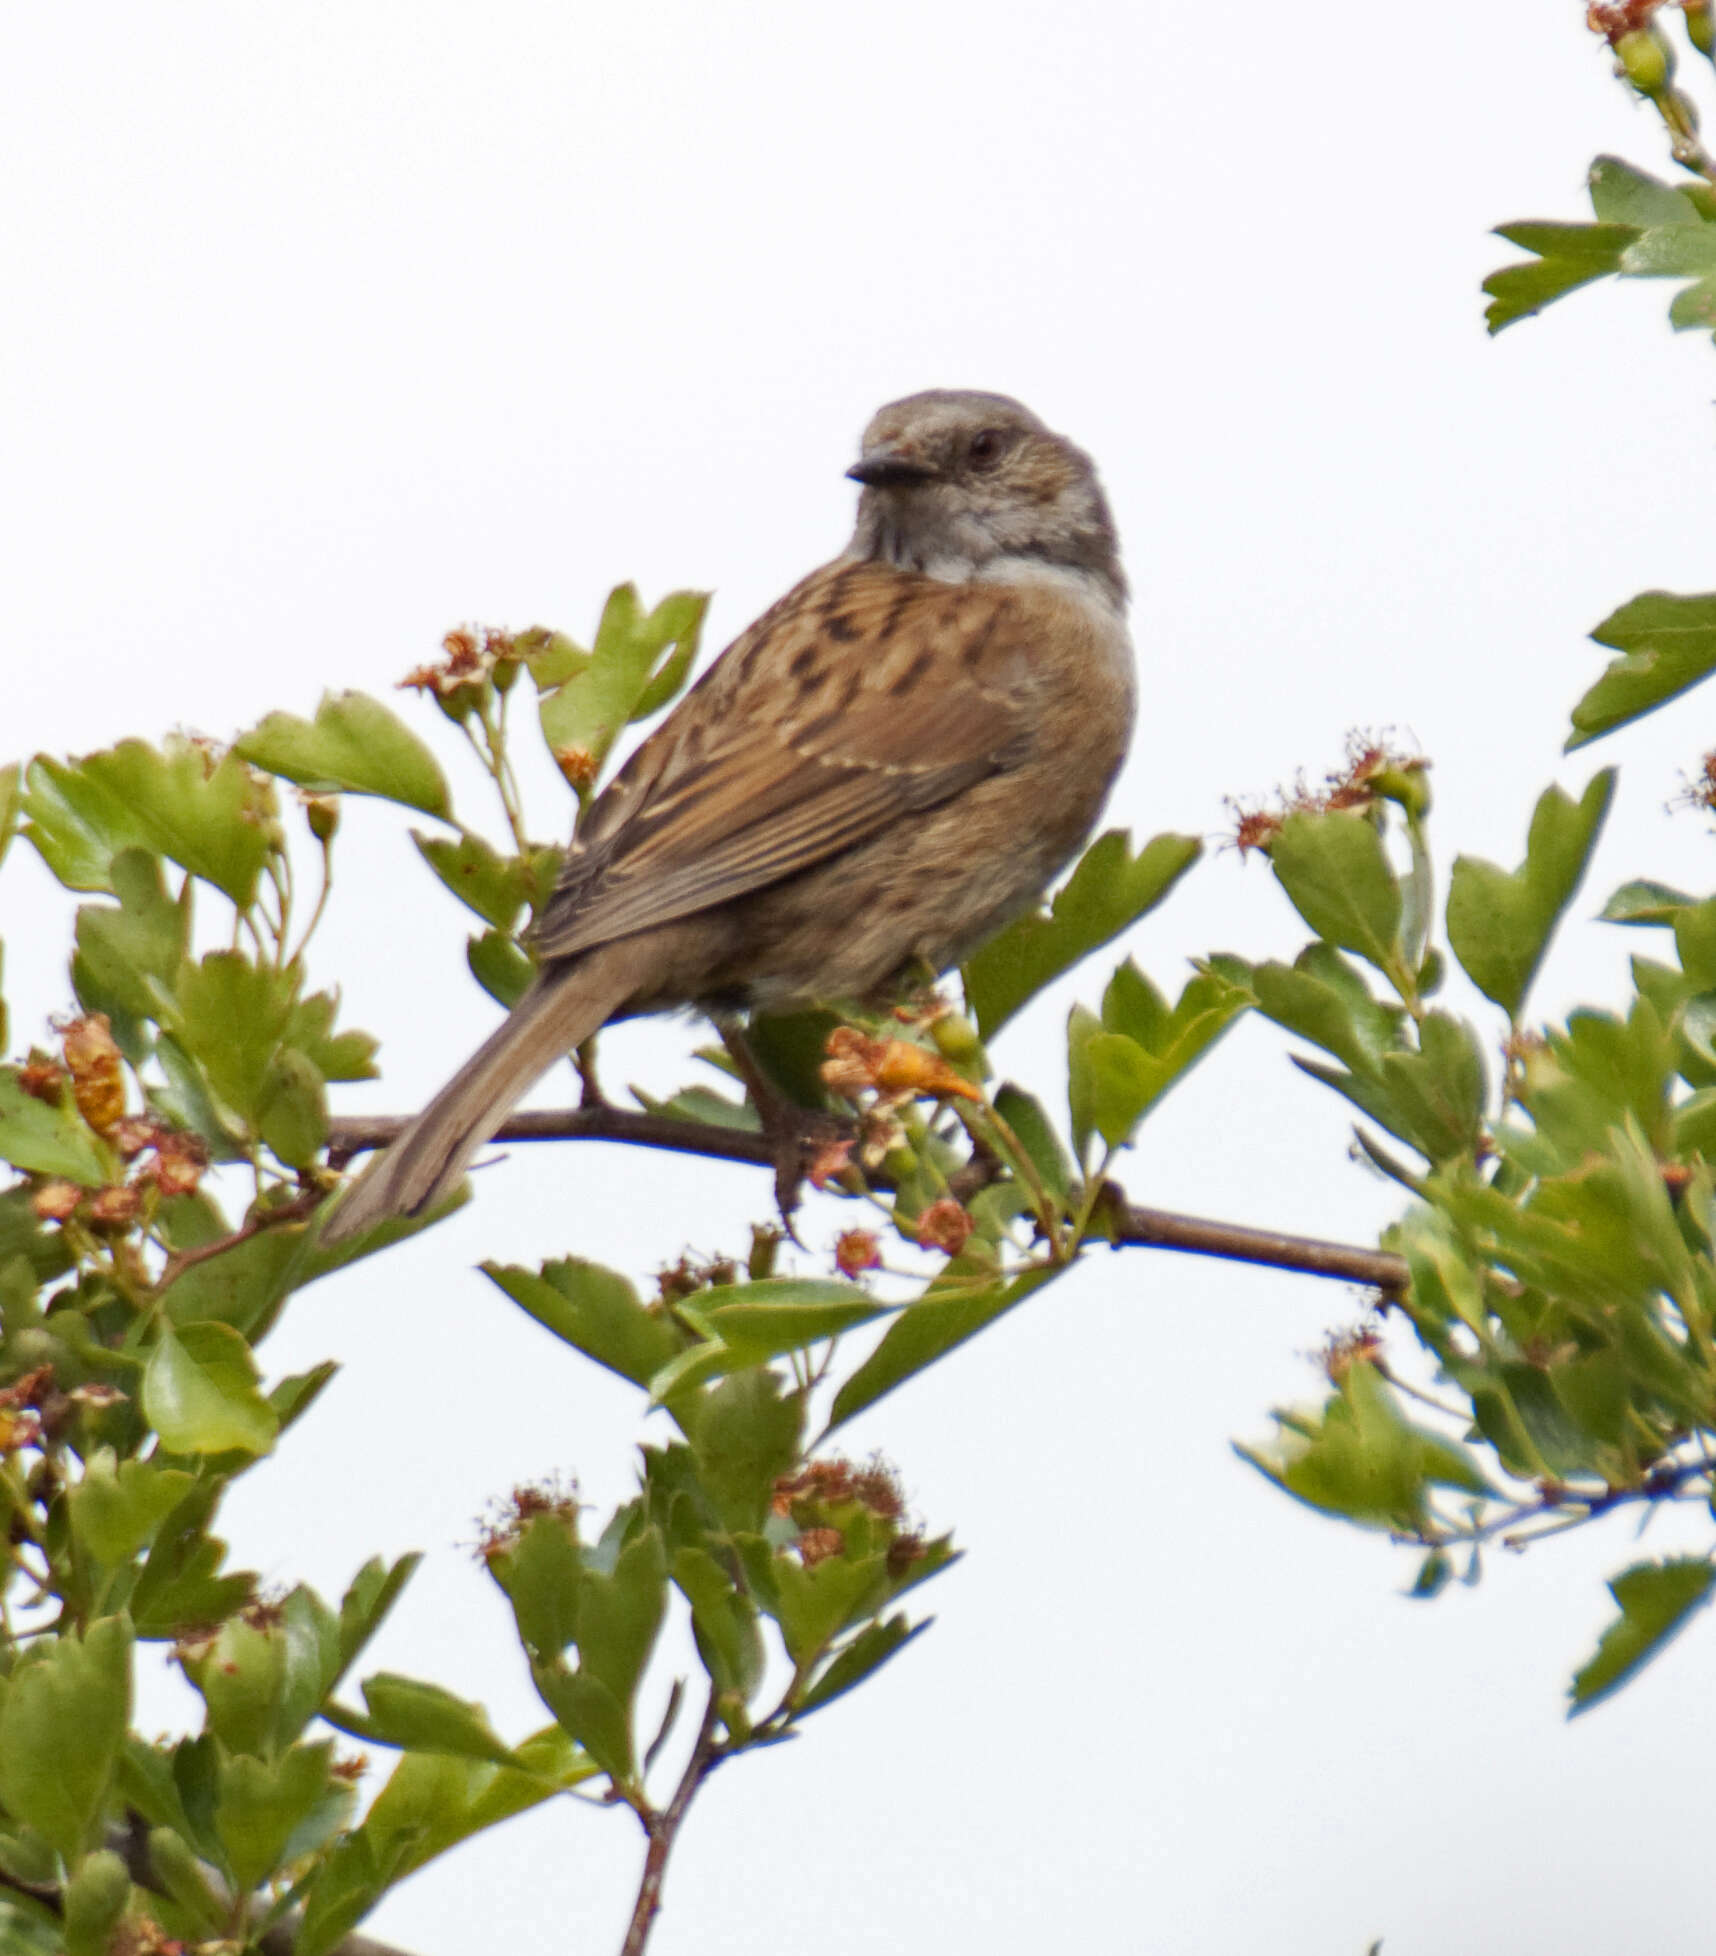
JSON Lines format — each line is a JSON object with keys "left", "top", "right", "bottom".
{"left": 321, "top": 942, "right": 643, "bottom": 1245}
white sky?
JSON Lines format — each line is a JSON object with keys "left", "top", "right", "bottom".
{"left": 5, "top": 5, "right": 1716, "bottom": 1952}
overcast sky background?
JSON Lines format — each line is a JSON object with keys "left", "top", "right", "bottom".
{"left": 5, "top": 5, "right": 1716, "bottom": 1952}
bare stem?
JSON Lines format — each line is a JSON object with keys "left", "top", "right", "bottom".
{"left": 621, "top": 1689, "right": 725, "bottom": 1956}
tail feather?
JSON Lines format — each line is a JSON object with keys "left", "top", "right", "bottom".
{"left": 322, "top": 947, "right": 638, "bottom": 1244}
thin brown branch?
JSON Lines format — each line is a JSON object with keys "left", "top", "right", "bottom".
{"left": 1110, "top": 1202, "right": 1407, "bottom": 1293}
{"left": 325, "top": 1108, "right": 1409, "bottom": 1294}
{"left": 622, "top": 1688, "right": 726, "bottom": 1956}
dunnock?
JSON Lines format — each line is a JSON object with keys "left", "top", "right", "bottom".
{"left": 323, "top": 390, "right": 1134, "bottom": 1242}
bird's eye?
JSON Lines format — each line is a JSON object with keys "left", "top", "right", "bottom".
{"left": 967, "top": 428, "right": 1008, "bottom": 469}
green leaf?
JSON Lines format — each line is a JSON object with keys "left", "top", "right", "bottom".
{"left": 1601, "top": 879, "right": 1693, "bottom": 926}
{"left": 992, "top": 1085, "right": 1075, "bottom": 1205}
{"left": 73, "top": 738, "right": 275, "bottom": 906}
{"left": 467, "top": 928, "right": 535, "bottom": 1010}
{"left": 961, "top": 829, "right": 1202, "bottom": 1038}
{"left": 235, "top": 691, "right": 451, "bottom": 818}
{"left": 350, "top": 1729, "right": 593, "bottom": 1890}
{"left": 169, "top": 951, "right": 296, "bottom": 1126}
{"left": 0, "top": 762, "right": 20, "bottom": 871}
{"left": 72, "top": 849, "right": 190, "bottom": 1047}
{"left": 797, "top": 1615, "right": 928, "bottom": 1717}
{"left": 1268, "top": 811, "right": 1402, "bottom": 976}
{"left": 1587, "top": 154, "right": 1706, "bottom": 229}
{"left": 162, "top": 1224, "right": 309, "bottom": 1338}
{"left": 1067, "top": 963, "right": 1249, "bottom": 1150}
{"left": 413, "top": 831, "right": 533, "bottom": 933}
{"left": 68, "top": 1449, "right": 197, "bottom": 1565}
{"left": 1570, "top": 1558, "right": 1715, "bottom": 1714}
{"left": 1483, "top": 219, "right": 1636, "bottom": 333}
{"left": 1249, "top": 943, "right": 1407, "bottom": 1075}
{"left": 672, "top": 1546, "right": 765, "bottom": 1702}
{"left": 129, "top": 1486, "right": 255, "bottom": 1637}
{"left": 684, "top": 1368, "right": 804, "bottom": 1533}
{"left": 288, "top": 989, "right": 379, "bottom": 1083}
{"left": 184, "top": 1611, "right": 288, "bottom": 1756}
{"left": 536, "top": 587, "right": 708, "bottom": 783}
{"left": 828, "top": 1267, "right": 1057, "bottom": 1431}
{"left": 336, "top": 1555, "right": 422, "bottom": 1688}
{"left": 144, "top": 1321, "right": 278, "bottom": 1456}
{"left": 258, "top": 1047, "right": 328, "bottom": 1169}
{"left": 215, "top": 1741, "right": 335, "bottom": 1892}
{"left": 340, "top": 1674, "right": 521, "bottom": 1765}
{"left": 646, "top": 1280, "right": 887, "bottom": 1400}
{"left": 485, "top": 1257, "right": 684, "bottom": 1388}
{"left": 62, "top": 1849, "right": 130, "bottom": 1956}
{"left": 0, "top": 1614, "right": 131, "bottom": 1863}
{"left": 1238, "top": 1363, "right": 1489, "bottom": 1532}
{"left": 0, "top": 1066, "right": 112, "bottom": 1182}
{"left": 20, "top": 753, "right": 154, "bottom": 892}
{"left": 1446, "top": 772, "right": 1614, "bottom": 1016}
{"left": 528, "top": 1526, "right": 668, "bottom": 1785}
{"left": 1569, "top": 591, "right": 1716, "bottom": 748}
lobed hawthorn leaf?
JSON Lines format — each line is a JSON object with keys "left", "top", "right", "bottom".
{"left": 1446, "top": 771, "right": 1614, "bottom": 1017}
{"left": 0, "top": 1614, "right": 132, "bottom": 1865}
{"left": 71, "top": 850, "right": 190, "bottom": 1063}
{"left": 1268, "top": 810, "right": 1402, "bottom": 976}
{"left": 235, "top": 691, "right": 450, "bottom": 818}
{"left": 535, "top": 587, "right": 708, "bottom": 785}
{"left": 797, "top": 1614, "right": 929, "bottom": 1718}
{"left": 78, "top": 738, "right": 275, "bottom": 907}
{"left": 1570, "top": 1558, "right": 1715, "bottom": 1714}
{"left": 413, "top": 830, "right": 540, "bottom": 934}
{"left": 961, "top": 829, "right": 1202, "bottom": 1039}
{"left": 1484, "top": 158, "right": 1716, "bottom": 337}
{"left": 62, "top": 1849, "right": 130, "bottom": 1956}
{"left": 486, "top": 1257, "right": 685, "bottom": 1389}
{"left": 1568, "top": 591, "right": 1716, "bottom": 749}
{"left": 1483, "top": 219, "right": 1637, "bottom": 333}
{"left": 215, "top": 1740, "right": 337, "bottom": 1894}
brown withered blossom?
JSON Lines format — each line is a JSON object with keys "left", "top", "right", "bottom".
{"left": 915, "top": 1198, "right": 975, "bottom": 1257}
{"left": 834, "top": 1228, "right": 882, "bottom": 1278}
{"left": 31, "top": 1180, "right": 83, "bottom": 1222}
{"left": 820, "top": 1026, "right": 981, "bottom": 1105}
{"left": 60, "top": 1012, "right": 126, "bottom": 1135}
{"left": 16, "top": 1057, "right": 67, "bottom": 1105}
{"left": 795, "top": 1526, "right": 845, "bottom": 1566}
{"left": 1588, "top": 0, "right": 1662, "bottom": 38}
{"left": 1226, "top": 733, "right": 1428, "bottom": 857}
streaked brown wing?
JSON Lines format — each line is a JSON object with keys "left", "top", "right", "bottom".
{"left": 529, "top": 562, "right": 1030, "bottom": 961}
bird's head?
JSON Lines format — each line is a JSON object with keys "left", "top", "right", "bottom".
{"left": 846, "top": 389, "right": 1124, "bottom": 605}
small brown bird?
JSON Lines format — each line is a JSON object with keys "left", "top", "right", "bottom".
{"left": 322, "top": 390, "right": 1134, "bottom": 1243}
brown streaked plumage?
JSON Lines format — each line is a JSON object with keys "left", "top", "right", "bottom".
{"left": 321, "top": 390, "right": 1134, "bottom": 1243}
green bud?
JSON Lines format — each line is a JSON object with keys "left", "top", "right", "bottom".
{"left": 433, "top": 678, "right": 488, "bottom": 725}
{"left": 1369, "top": 765, "right": 1432, "bottom": 822}
{"left": 304, "top": 793, "right": 341, "bottom": 845}
{"left": 64, "top": 1851, "right": 130, "bottom": 1956}
{"left": 1616, "top": 25, "right": 1674, "bottom": 94}
{"left": 1417, "top": 947, "right": 1446, "bottom": 997}
{"left": 1688, "top": 1, "right": 1716, "bottom": 58}
{"left": 929, "top": 1013, "right": 985, "bottom": 1064}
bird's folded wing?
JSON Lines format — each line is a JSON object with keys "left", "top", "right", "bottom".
{"left": 529, "top": 565, "right": 1031, "bottom": 961}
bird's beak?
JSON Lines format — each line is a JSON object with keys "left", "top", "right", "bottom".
{"left": 846, "top": 450, "right": 938, "bottom": 488}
